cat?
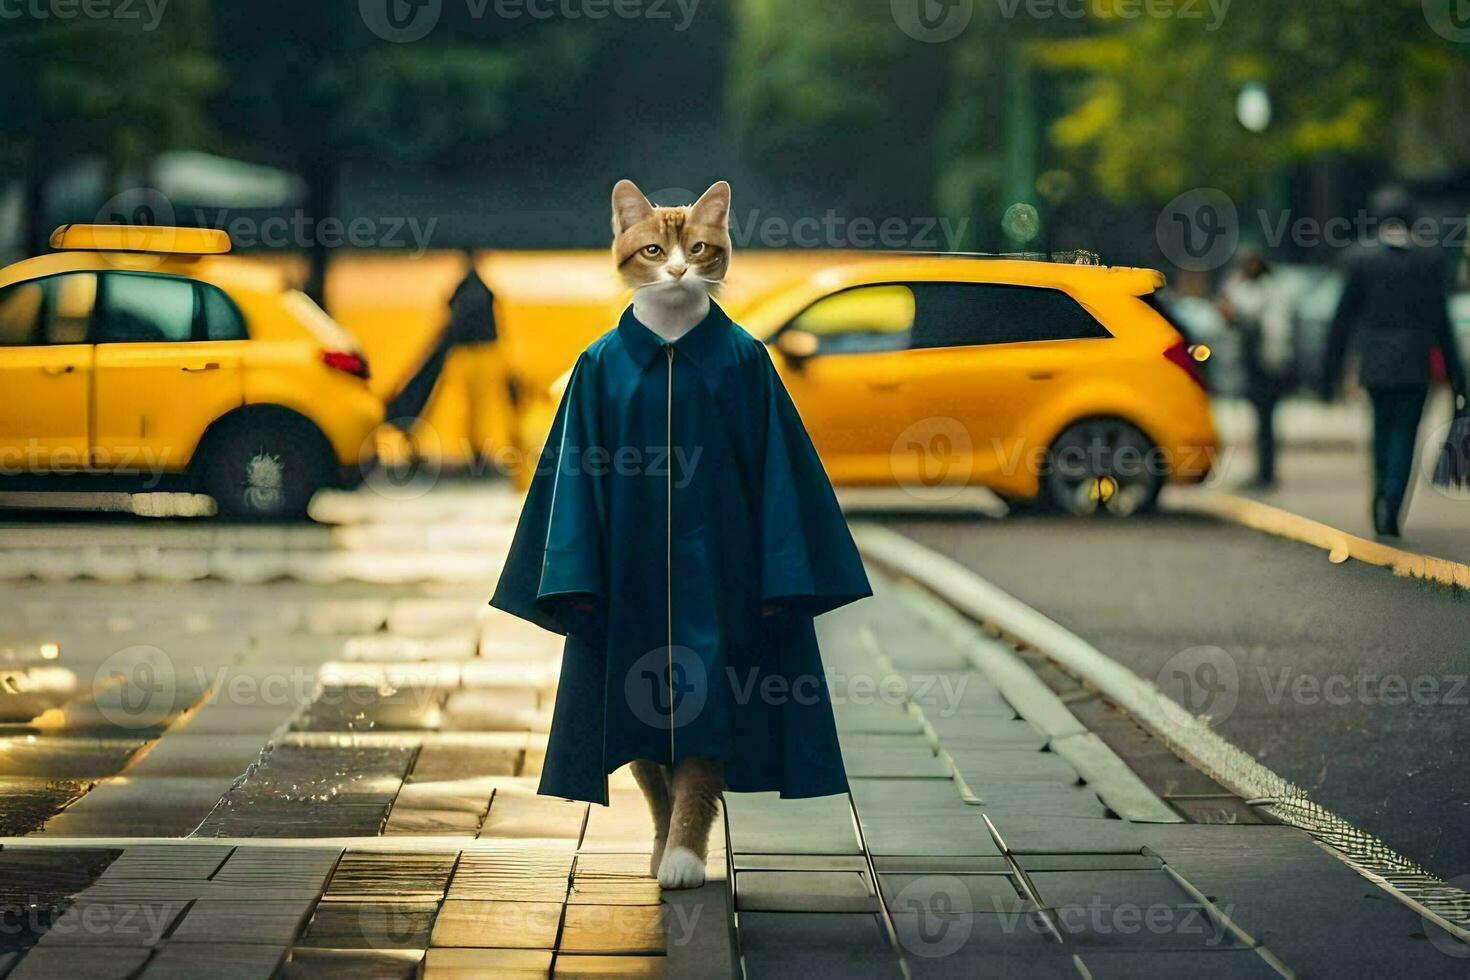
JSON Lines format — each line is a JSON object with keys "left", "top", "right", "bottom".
{"left": 612, "top": 178, "right": 732, "bottom": 890}
{"left": 613, "top": 178, "right": 732, "bottom": 343}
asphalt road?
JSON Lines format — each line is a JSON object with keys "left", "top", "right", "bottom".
{"left": 882, "top": 511, "right": 1470, "bottom": 880}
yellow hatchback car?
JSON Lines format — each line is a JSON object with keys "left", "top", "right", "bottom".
{"left": 0, "top": 225, "right": 384, "bottom": 519}
{"left": 746, "top": 256, "right": 1219, "bottom": 515}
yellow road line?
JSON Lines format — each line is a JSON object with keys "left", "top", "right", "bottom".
{"left": 1169, "top": 490, "right": 1470, "bottom": 590}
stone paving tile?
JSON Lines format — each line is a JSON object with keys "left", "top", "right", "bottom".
{"left": 277, "top": 948, "right": 424, "bottom": 979}
{"left": 559, "top": 904, "right": 664, "bottom": 954}
{"left": 297, "top": 900, "right": 440, "bottom": 950}
{"left": 879, "top": 873, "right": 1031, "bottom": 915}
{"left": 32, "top": 899, "right": 190, "bottom": 947}
{"left": 118, "top": 735, "right": 266, "bottom": 780}
{"left": 422, "top": 947, "right": 553, "bottom": 977}
{"left": 0, "top": 737, "right": 150, "bottom": 780}
{"left": 1027, "top": 869, "right": 1195, "bottom": 910}
{"left": 566, "top": 878, "right": 662, "bottom": 906}
{"left": 735, "top": 870, "right": 879, "bottom": 913}
{"left": 44, "top": 777, "right": 234, "bottom": 838}
{"left": 723, "top": 793, "right": 861, "bottom": 855}
{"left": 552, "top": 953, "right": 667, "bottom": 977}
{"left": 140, "top": 942, "right": 290, "bottom": 979}
{"left": 429, "top": 899, "right": 563, "bottom": 948}
{"left": 3, "top": 945, "right": 153, "bottom": 980}
{"left": 169, "top": 897, "right": 317, "bottom": 945}
{"left": 92, "top": 843, "right": 233, "bottom": 880}
{"left": 322, "top": 850, "right": 457, "bottom": 901}
{"left": 839, "top": 745, "right": 952, "bottom": 779}
{"left": 413, "top": 743, "right": 522, "bottom": 782}
{"left": 988, "top": 815, "right": 1150, "bottom": 855}
{"left": 382, "top": 807, "right": 483, "bottom": 836}
{"left": 390, "top": 777, "right": 497, "bottom": 815}
{"left": 889, "top": 909, "right": 1061, "bottom": 954}
{"left": 737, "top": 912, "right": 902, "bottom": 979}
{"left": 479, "top": 790, "right": 588, "bottom": 840}
{"left": 1016, "top": 853, "right": 1163, "bottom": 873}
{"left": 208, "top": 846, "right": 341, "bottom": 891}
{"left": 1071, "top": 948, "right": 1282, "bottom": 978}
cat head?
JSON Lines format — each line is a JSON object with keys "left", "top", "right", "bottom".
{"left": 611, "top": 179, "right": 731, "bottom": 296}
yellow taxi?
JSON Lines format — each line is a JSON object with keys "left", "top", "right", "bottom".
{"left": 748, "top": 255, "right": 1218, "bottom": 515}
{"left": 0, "top": 225, "right": 384, "bottom": 519}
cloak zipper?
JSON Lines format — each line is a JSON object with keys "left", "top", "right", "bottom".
{"left": 665, "top": 344, "right": 675, "bottom": 767}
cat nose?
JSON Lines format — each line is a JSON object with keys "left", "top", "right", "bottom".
{"left": 667, "top": 264, "right": 688, "bottom": 278}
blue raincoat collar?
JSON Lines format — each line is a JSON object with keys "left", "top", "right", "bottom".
{"left": 617, "top": 300, "right": 731, "bottom": 370}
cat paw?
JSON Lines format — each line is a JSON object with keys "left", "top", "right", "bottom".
{"left": 650, "top": 836, "right": 667, "bottom": 879}
{"left": 657, "top": 846, "right": 706, "bottom": 890}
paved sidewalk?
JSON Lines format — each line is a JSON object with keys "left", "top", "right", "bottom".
{"left": 0, "top": 485, "right": 1464, "bottom": 976}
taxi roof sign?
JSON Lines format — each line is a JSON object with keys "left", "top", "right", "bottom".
{"left": 50, "top": 224, "right": 232, "bottom": 255}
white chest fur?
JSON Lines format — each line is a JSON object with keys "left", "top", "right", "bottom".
{"left": 635, "top": 287, "right": 710, "bottom": 344}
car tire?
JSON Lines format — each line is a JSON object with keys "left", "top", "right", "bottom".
{"left": 1043, "top": 418, "right": 1163, "bottom": 517}
{"left": 197, "top": 414, "right": 333, "bottom": 521}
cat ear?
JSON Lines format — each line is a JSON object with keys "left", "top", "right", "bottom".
{"left": 690, "top": 181, "right": 731, "bottom": 229}
{"left": 612, "top": 180, "right": 655, "bottom": 235}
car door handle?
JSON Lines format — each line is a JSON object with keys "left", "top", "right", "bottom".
{"left": 1027, "top": 371, "right": 1055, "bottom": 381}
{"left": 182, "top": 362, "right": 221, "bottom": 372}
{"left": 42, "top": 364, "right": 75, "bottom": 376}
{"left": 867, "top": 380, "right": 902, "bottom": 392}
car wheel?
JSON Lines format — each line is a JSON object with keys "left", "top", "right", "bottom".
{"left": 198, "top": 416, "right": 332, "bottom": 521}
{"left": 1043, "top": 418, "right": 1162, "bottom": 517}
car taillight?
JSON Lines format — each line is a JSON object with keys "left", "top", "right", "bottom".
{"left": 322, "top": 350, "right": 370, "bottom": 380}
{"left": 1163, "top": 339, "right": 1207, "bottom": 389}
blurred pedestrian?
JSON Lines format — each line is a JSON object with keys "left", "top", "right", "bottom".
{"left": 1218, "top": 250, "right": 1294, "bottom": 489}
{"left": 1322, "top": 189, "right": 1468, "bottom": 537}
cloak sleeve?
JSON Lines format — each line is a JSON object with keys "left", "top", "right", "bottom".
{"left": 758, "top": 354, "right": 873, "bottom": 618}
{"left": 490, "top": 354, "right": 606, "bottom": 635}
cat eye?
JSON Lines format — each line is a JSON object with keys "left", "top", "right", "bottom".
{"left": 643, "top": 245, "right": 662, "bottom": 257}
{"left": 691, "top": 243, "right": 707, "bottom": 255}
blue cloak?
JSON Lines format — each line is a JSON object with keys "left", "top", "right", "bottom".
{"left": 490, "top": 302, "right": 871, "bottom": 804}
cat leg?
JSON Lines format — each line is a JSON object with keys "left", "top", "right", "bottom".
{"left": 629, "top": 759, "right": 672, "bottom": 878}
{"left": 658, "top": 756, "right": 724, "bottom": 890}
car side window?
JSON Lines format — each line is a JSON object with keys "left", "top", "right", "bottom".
{"left": 99, "top": 273, "right": 197, "bottom": 344}
{"left": 46, "top": 273, "right": 98, "bottom": 344}
{"left": 0, "top": 274, "right": 99, "bottom": 346}
{"left": 787, "top": 284, "right": 916, "bottom": 355}
{"left": 199, "top": 283, "right": 248, "bottom": 341}
{"left": 0, "top": 281, "right": 44, "bottom": 346}
{"left": 908, "top": 282, "right": 1111, "bottom": 350}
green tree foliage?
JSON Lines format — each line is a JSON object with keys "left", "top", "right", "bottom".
{"left": 212, "top": 0, "right": 601, "bottom": 302}
{"left": 0, "top": 2, "right": 220, "bottom": 255}
{"left": 1032, "top": 0, "right": 1470, "bottom": 201}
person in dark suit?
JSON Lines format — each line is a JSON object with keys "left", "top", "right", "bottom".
{"left": 1323, "top": 191, "right": 1467, "bottom": 537}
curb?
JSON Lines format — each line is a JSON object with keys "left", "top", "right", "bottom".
{"left": 851, "top": 521, "right": 1470, "bottom": 947}
{"left": 1167, "top": 489, "right": 1470, "bottom": 590}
